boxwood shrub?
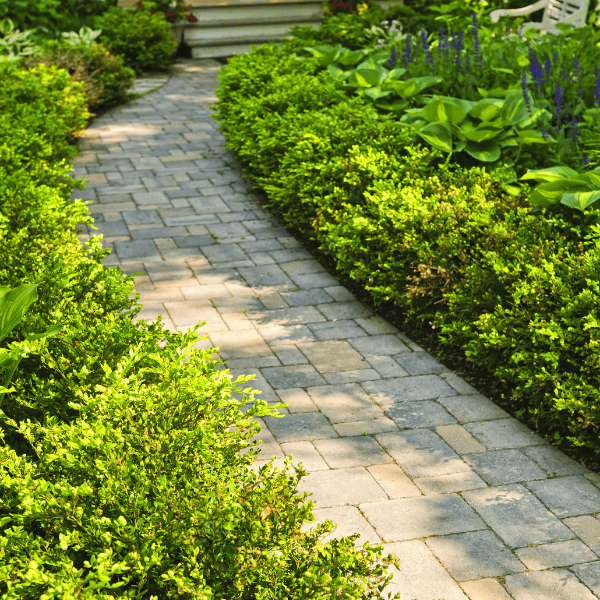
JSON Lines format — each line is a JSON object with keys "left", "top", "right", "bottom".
{"left": 0, "top": 51, "right": 403, "bottom": 599}
{"left": 210, "top": 37, "right": 600, "bottom": 464}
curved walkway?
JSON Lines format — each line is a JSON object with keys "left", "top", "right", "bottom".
{"left": 67, "top": 57, "right": 600, "bottom": 600}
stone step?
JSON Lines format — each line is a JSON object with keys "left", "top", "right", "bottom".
{"left": 118, "top": 0, "right": 398, "bottom": 59}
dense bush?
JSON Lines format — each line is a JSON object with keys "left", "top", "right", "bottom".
{"left": 210, "top": 34, "right": 600, "bottom": 467}
{"left": 91, "top": 4, "right": 178, "bottom": 76}
{"left": 18, "top": 38, "right": 137, "bottom": 116}
{"left": 0, "top": 54, "right": 403, "bottom": 599}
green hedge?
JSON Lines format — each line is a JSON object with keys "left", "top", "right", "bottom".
{"left": 0, "top": 54, "right": 403, "bottom": 599}
{"left": 209, "top": 38, "right": 600, "bottom": 463}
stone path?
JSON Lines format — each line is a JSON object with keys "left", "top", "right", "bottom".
{"left": 66, "top": 57, "right": 600, "bottom": 600}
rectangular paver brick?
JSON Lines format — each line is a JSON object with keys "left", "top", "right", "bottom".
{"left": 425, "top": 530, "right": 526, "bottom": 580}
{"left": 504, "top": 570, "right": 597, "bottom": 600}
{"left": 436, "top": 424, "right": 487, "bottom": 454}
{"left": 246, "top": 306, "right": 326, "bottom": 328}
{"left": 384, "top": 400, "right": 458, "bottom": 429}
{"left": 375, "top": 429, "right": 472, "bottom": 478}
{"left": 305, "top": 383, "right": 386, "bottom": 424}
{"left": 438, "top": 393, "right": 511, "bottom": 423}
{"left": 515, "top": 539, "right": 598, "bottom": 570}
{"left": 462, "top": 484, "right": 577, "bottom": 548}
{"left": 362, "top": 375, "right": 458, "bottom": 405}
{"left": 297, "top": 340, "right": 371, "bottom": 374}
{"left": 464, "top": 419, "right": 550, "bottom": 450}
{"left": 525, "top": 475, "right": 600, "bottom": 518}
{"left": 208, "top": 330, "right": 273, "bottom": 360}
{"left": 367, "top": 463, "right": 421, "bottom": 499}
{"left": 413, "top": 470, "right": 488, "bottom": 495}
{"left": 463, "top": 449, "right": 549, "bottom": 486}
{"left": 361, "top": 493, "right": 487, "bottom": 542}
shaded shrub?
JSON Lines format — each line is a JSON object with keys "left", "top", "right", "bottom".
{"left": 18, "top": 39, "right": 137, "bottom": 115}
{"left": 91, "top": 4, "right": 178, "bottom": 76}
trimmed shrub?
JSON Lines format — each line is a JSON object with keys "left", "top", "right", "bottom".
{"left": 18, "top": 38, "right": 137, "bottom": 115}
{"left": 91, "top": 4, "right": 178, "bottom": 76}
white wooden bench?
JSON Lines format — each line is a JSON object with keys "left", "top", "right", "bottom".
{"left": 489, "top": 0, "right": 591, "bottom": 37}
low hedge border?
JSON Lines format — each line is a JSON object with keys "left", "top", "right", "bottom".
{"left": 209, "top": 38, "right": 600, "bottom": 472}
{"left": 0, "top": 55, "right": 404, "bottom": 599}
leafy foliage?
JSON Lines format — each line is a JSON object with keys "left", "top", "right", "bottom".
{"left": 18, "top": 38, "right": 137, "bottom": 115}
{"left": 91, "top": 4, "right": 178, "bottom": 76}
{"left": 0, "top": 52, "right": 403, "bottom": 599}
{"left": 210, "top": 32, "right": 600, "bottom": 467}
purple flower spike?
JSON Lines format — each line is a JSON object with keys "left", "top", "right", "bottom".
{"left": 571, "top": 115, "right": 580, "bottom": 146}
{"left": 388, "top": 45, "right": 397, "bottom": 69}
{"left": 554, "top": 83, "right": 564, "bottom": 135}
{"left": 420, "top": 29, "right": 435, "bottom": 74}
{"left": 594, "top": 66, "right": 600, "bottom": 106}
{"left": 584, "top": 153, "right": 591, "bottom": 171}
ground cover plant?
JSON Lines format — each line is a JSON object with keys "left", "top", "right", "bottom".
{"left": 0, "top": 43, "right": 405, "bottom": 600}
{"left": 210, "top": 5, "right": 600, "bottom": 471}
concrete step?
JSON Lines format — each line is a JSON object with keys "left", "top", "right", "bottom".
{"left": 118, "top": 0, "right": 398, "bottom": 59}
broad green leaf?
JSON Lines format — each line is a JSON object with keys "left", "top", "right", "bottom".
{"left": 374, "top": 98, "right": 410, "bottom": 113}
{"left": 387, "top": 76, "right": 443, "bottom": 100}
{"left": 364, "top": 86, "right": 393, "bottom": 101}
{"left": 348, "top": 67, "right": 386, "bottom": 88}
{"left": 422, "top": 99, "right": 467, "bottom": 126}
{"left": 502, "top": 90, "right": 535, "bottom": 127}
{"left": 463, "top": 140, "right": 502, "bottom": 162}
{"left": 519, "top": 166, "right": 580, "bottom": 183}
{"left": 517, "top": 129, "right": 550, "bottom": 145}
{"left": 468, "top": 99, "right": 503, "bottom": 122}
{"left": 457, "top": 124, "right": 502, "bottom": 143}
{"left": 416, "top": 122, "right": 453, "bottom": 152}
{"left": 561, "top": 190, "right": 600, "bottom": 212}
{"left": 0, "top": 284, "right": 39, "bottom": 345}
{"left": 336, "top": 48, "right": 367, "bottom": 67}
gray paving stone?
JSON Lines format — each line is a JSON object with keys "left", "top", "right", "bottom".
{"left": 173, "top": 235, "right": 216, "bottom": 248}
{"left": 464, "top": 419, "right": 550, "bottom": 450}
{"left": 525, "top": 475, "right": 600, "bottom": 518}
{"left": 212, "top": 296, "right": 263, "bottom": 313}
{"left": 261, "top": 411, "right": 338, "bottom": 444}
{"left": 305, "top": 319, "right": 369, "bottom": 340}
{"left": 289, "top": 271, "right": 341, "bottom": 289}
{"left": 257, "top": 324, "right": 317, "bottom": 345}
{"left": 261, "top": 365, "right": 327, "bottom": 389}
{"left": 361, "top": 493, "right": 486, "bottom": 543}
{"left": 462, "top": 484, "right": 577, "bottom": 548}
{"left": 463, "top": 449, "right": 549, "bottom": 486}
{"left": 188, "top": 196, "right": 231, "bottom": 212}
{"left": 413, "top": 470, "right": 488, "bottom": 495}
{"left": 384, "top": 400, "right": 458, "bottom": 429}
{"left": 313, "top": 436, "right": 394, "bottom": 469}
{"left": 375, "top": 429, "right": 472, "bottom": 478}
{"left": 238, "top": 264, "right": 296, "bottom": 291}
{"left": 202, "top": 243, "right": 249, "bottom": 264}
{"left": 305, "top": 383, "right": 386, "bottom": 424}
{"left": 504, "top": 569, "right": 597, "bottom": 599}
{"left": 425, "top": 530, "right": 526, "bottom": 580}
{"left": 515, "top": 540, "right": 598, "bottom": 570}
{"left": 131, "top": 226, "right": 189, "bottom": 239}
{"left": 294, "top": 467, "right": 389, "bottom": 509}
{"left": 278, "top": 288, "right": 333, "bottom": 306}
{"left": 270, "top": 345, "right": 309, "bottom": 366}
{"left": 132, "top": 190, "right": 170, "bottom": 205}
{"left": 113, "top": 239, "right": 160, "bottom": 259}
{"left": 361, "top": 375, "right": 458, "bottom": 405}
{"left": 297, "top": 340, "right": 371, "bottom": 374}
{"left": 437, "top": 393, "right": 511, "bottom": 423}
{"left": 392, "top": 352, "right": 451, "bottom": 374}
{"left": 570, "top": 562, "right": 600, "bottom": 598}
{"left": 348, "top": 334, "right": 410, "bottom": 356}
{"left": 122, "top": 209, "right": 162, "bottom": 225}
{"left": 95, "top": 221, "right": 129, "bottom": 237}
{"left": 524, "top": 445, "right": 592, "bottom": 477}
{"left": 245, "top": 306, "right": 326, "bottom": 328}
